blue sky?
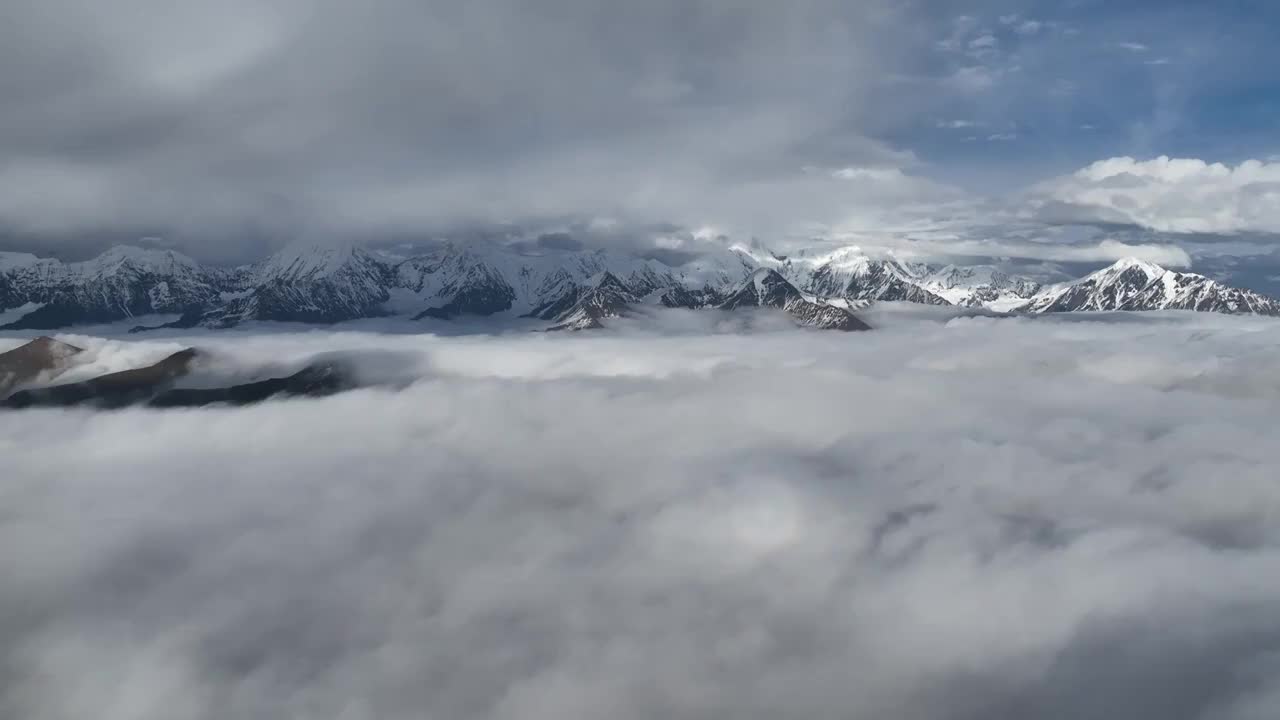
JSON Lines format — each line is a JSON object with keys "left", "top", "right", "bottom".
{"left": 887, "top": 0, "right": 1280, "bottom": 187}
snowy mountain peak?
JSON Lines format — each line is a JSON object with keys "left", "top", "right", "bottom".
{"left": 791, "top": 251, "right": 949, "bottom": 306}
{"left": 722, "top": 268, "right": 800, "bottom": 309}
{"left": 1017, "top": 257, "right": 1280, "bottom": 316}
{"left": 84, "top": 246, "right": 202, "bottom": 276}
{"left": 804, "top": 246, "right": 873, "bottom": 270}
{"left": 1096, "top": 257, "right": 1167, "bottom": 281}
{"left": 543, "top": 270, "right": 641, "bottom": 331}
{"left": 257, "top": 243, "right": 362, "bottom": 281}
{"left": 587, "top": 270, "right": 627, "bottom": 288}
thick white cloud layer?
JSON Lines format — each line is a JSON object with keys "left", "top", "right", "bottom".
{"left": 4, "top": 310, "right": 1280, "bottom": 719}
{"left": 4, "top": 1, "right": 1280, "bottom": 269}
{"left": 1033, "top": 157, "right": 1280, "bottom": 235}
{"left": 0, "top": 0, "right": 936, "bottom": 255}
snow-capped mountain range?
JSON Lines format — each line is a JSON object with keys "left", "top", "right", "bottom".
{"left": 0, "top": 246, "right": 234, "bottom": 329}
{"left": 1, "top": 241, "right": 1277, "bottom": 332}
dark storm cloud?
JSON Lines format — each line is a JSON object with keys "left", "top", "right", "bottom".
{"left": 0, "top": 0, "right": 941, "bottom": 260}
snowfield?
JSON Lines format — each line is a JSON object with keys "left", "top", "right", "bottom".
{"left": 3, "top": 309, "right": 1280, "bottom": 719}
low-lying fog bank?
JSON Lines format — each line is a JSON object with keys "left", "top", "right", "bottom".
{"left": 3, "top": 308, "right": 1280, "bottom": 719}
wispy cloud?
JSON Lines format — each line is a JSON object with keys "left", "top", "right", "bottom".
{"left": 969, "top": 33, "right": 998, "bottom": 51}
{"left": 998, "top": 14, "right": 1044, "bottom": 35}
{"left": 1051, "top": 79, "right": 1079, "bottom": 97}
{"left": 947, "top": 66, "right": 1000, "bottom": 92}
{"left": 1015, "top": 20, "right": 1043, "bottom": 36}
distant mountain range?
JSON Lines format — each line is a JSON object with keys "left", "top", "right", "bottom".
{"left": 1, "top": 241, "right": 1277, "bottom": 332}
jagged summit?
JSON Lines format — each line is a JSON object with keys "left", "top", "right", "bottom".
{"left": 1108, "top": 256, "right": 1167, "bottom": 276}
{"left": 719, "top": 268, "right": 801, "bottom": 309}
{"left": 720, "top": 269, "right": 872, "bottom": 331}
{"left": 544, "top": 271, "right": 638, "bottom": 331}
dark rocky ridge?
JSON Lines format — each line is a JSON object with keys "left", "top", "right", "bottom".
{"left": 2, "top": 345, "right": 360, "bottom": 410}
{"left": 147, "top": 363, "right": 356, "bottom": 408}
{"left": 0, "top": 336, "right": 84, "bottom": 394}
{"left": 3, "top": 348, "right": 199, "bottom": 409}
{"left": 544, "top": 273, "right": 639, "bottom": 331}
{"left": 414, "top": 284, "right": 516, "bottom": 320}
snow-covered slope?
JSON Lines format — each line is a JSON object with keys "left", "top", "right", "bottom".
{"left": 1129, "top": 270, "right": 1280, "bottom": 315}
{"left": 1017, "top": 258, "right": 1280, "bottom": 316}
{"left": 921, "top": 264, "right": 1042, "bottom": 311}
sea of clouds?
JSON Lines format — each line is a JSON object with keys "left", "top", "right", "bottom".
{"left": 4, "top": 306, "right": 1280, "bottom": 719}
